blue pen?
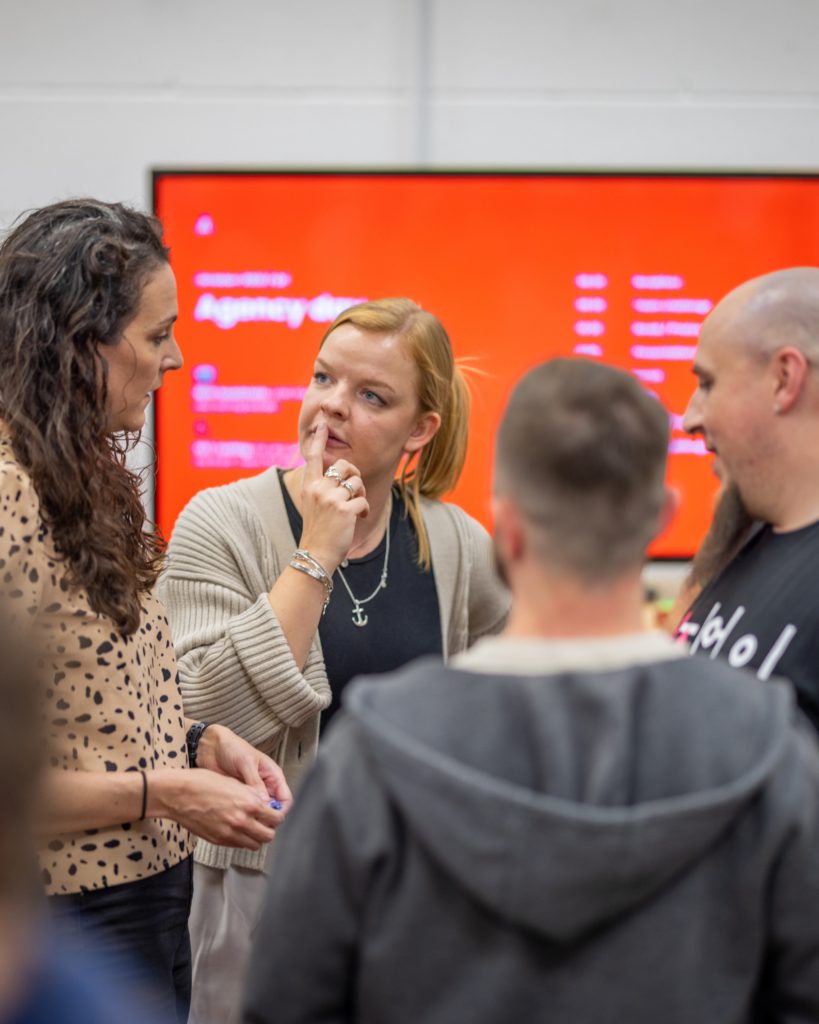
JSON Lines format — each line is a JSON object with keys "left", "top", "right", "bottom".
{"left": 269, "top": 799, "right": 283, "bottom": 810}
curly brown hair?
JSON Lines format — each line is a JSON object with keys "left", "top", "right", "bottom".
{"left": 0, "top": 199, "right": 170, "bottom": 635}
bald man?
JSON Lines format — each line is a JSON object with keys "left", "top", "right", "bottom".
{"left": 678, "top": 267, "right": 819, "bottom": 730}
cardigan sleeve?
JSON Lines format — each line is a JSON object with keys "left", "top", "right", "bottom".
{"left": 455, "top": 505, "right": 511, "bottom": 645}
{"left": 159, "top": 486, "right": 330, "bottom": 750}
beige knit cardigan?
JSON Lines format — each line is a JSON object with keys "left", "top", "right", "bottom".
{"left": 159, "top": 467, "right": 509, "bottom": 872}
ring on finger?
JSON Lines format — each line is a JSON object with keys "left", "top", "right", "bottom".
{"left": 324, "top": 466, "right": 342, "bottom": 483}
{"left": 341, "top": 480, "right": 356, "bottom": 498}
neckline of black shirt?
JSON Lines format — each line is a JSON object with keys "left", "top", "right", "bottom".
{"left": 277, "top": 468, "right": 444, "bottom": 732}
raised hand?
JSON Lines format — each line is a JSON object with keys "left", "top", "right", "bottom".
{"left": 298, "top": 418, "right": 369, "bottom": 572}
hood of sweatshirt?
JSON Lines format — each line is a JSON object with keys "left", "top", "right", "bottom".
{"left": 343, "top": 639, "right": 794, "bottom": 942}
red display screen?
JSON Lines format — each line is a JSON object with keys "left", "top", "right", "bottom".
{"left": 153, "top": 172, "right": 819, "bottom": 558}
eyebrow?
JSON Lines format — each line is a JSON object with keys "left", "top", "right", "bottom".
{"left": 153, "top": 313, "right": 178, "bottom": 329}
{"left": 315, "top": 357, "right": 397, "bottom": 394}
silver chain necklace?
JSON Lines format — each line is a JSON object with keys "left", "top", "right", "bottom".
{"left": 336, "top": 514, "right": 391, "bottom": 628}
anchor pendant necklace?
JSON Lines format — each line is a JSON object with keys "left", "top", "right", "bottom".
{"left": 335, "top": 501, "right": 392, "bottom": 628}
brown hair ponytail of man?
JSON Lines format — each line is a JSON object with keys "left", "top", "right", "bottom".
{"left": 320, "top": 298, "right": 471, "bottom": 569}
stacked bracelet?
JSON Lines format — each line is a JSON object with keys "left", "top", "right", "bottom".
{"left": 290, "top": 549, "right": 333, "bottom": 614}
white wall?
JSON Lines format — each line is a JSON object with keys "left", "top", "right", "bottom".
{"left": 1, "top": 0, "right": 816, "bottom": 588}
{"left": 3, "top": 0, "right": 819, "bottom": 232}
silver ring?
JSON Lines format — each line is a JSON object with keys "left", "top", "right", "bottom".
{"left": 341, "top": 480, "right": 355, "bottom": 498}
{"left": 324, "top": 466, "right": 342, "bottom": 483}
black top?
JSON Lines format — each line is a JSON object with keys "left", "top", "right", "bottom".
{"left": 280, "top": 473, "right": 443, "bottom": 731}
{"left": 680, "top": 518, "right": 819, "bottom": 732}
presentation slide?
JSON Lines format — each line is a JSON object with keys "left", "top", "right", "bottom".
{"left": 154, "top": 172, "right": 819, "bottom": 558}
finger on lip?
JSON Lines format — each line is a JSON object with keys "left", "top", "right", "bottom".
{"left": 304, "top": 422, "right": 329, "bottom": 476}
{"left": 308, "top": 420, "right": 329, "bottom": 447}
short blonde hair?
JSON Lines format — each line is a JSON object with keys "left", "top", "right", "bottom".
{"left": 320, "top": 298, "right": 470, "bottom": 568}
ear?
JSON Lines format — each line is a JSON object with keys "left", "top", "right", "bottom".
{"left": 655, "top": 486, "right": 679, "bottom": 539}
{"left": 491, "top": 494, "right": 525, "bottom": 566}
{"left": 403, "top": 411, "right": 442, "bottom": 455}
{"left": 770, "top": 346, "right": 809, "bottom": 414}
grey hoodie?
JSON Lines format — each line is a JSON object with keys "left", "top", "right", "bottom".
{"left": 243, "top": 637, "right": 819, "bottom": 1024}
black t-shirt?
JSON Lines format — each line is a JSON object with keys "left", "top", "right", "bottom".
{"left": 280, "top": 474, "right": 443, "bottom": 731}
{"left": 679, "top": 519, "right": 819, "bottom": 732}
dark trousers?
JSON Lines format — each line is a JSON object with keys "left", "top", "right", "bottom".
{"left": 49, "top": 856, "right": 194, "bottom": 1023}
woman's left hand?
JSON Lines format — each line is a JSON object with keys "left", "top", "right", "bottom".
{"left": 195, "top": 723, "right": 293, "bottom": 811}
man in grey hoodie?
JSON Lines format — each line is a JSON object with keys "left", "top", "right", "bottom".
{"left": 243, "top": 358, "right": 819, "bottom": 1024}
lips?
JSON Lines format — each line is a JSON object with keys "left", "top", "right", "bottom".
{"left": 307, "top": 423, "right": 348, "bottom": 448}
{"left": 706, "top": 445, "right": 724, "bottom": 479}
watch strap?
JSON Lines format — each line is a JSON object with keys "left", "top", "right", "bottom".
{"left": 186, "top": 721, "right": 210, "bottom": 768}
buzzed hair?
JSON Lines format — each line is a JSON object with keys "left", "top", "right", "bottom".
{"left": 495, "top": 358, "right": 670, "bottom": 579}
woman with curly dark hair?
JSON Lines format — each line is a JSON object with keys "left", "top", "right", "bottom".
{"left": 0, "top": 198, "right": 290, "bottom": 1022}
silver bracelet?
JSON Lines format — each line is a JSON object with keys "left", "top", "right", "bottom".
{"left": 289, "top": 558, "right": 333, "bottom": 614}
{"left": 294, "top": 549, "right": 332, "bottom": 578}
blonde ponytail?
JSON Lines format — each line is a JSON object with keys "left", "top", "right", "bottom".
{"left": 398, "top": 362, "right": 471, "bottom": 567}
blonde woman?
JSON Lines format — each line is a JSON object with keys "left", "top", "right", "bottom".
{"left": 161, "top": 298, "right": 509, "bottom": 1024}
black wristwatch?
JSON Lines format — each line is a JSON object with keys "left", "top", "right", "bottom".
{"left": 186, "top": 722, "right": 210, "bottom": 768}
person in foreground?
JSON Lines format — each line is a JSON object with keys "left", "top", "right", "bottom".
{"left": 0, "top": 611, "right": 168, "bottom": 1024}
{"left": 160, "top": 298, "right": 508, "bottom": 1024}
{"left": 243, "top": 358, "right": 819, "bottom": 1024}
{"left": 0, "top": 199, "right": 290, "bottom": 1022}
{"left": 677, "top": 267, "right": 819, "bottom": 732}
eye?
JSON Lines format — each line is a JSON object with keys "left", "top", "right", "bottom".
{"left": 362, "top": 389, "right": 385, "bottom": 406}
{"left": 313, "top": 371, "right": 331, "bottom": 385}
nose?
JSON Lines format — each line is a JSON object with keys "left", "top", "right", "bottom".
{"left": 320, "top": 385, "right": 349, "bottom": 419}
{"left": 682, "top": 386, "right": 703, "bottom": 435}
{"left": 162, "top": 337, "right": 184, "bottom": 374}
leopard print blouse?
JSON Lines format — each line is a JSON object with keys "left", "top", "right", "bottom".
{"left": 0, "top": 436, "right": 192, "bottom": 895}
